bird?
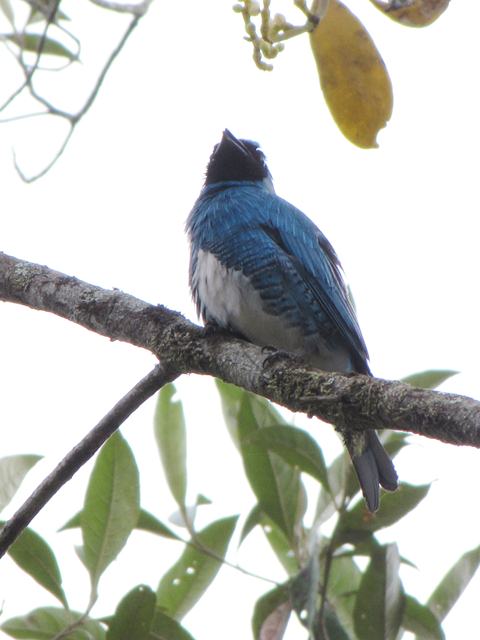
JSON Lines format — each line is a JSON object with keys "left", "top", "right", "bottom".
{"left": 186, "top": 129, "right": 398, "bottom": 512}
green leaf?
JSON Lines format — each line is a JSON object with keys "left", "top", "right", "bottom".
{"left": 247, "top": 425, "right": 330, "bottom": 491}
{"left": 402, "top": 370, "right": 458, "bottom": 389}
{"left": 354, "top": 543, "right": 405, "bottom": 640}
{"left": 239, "top": 504, "right": 262, "bottom": 546}
{"left": 0, "top": 0, "right": 14, "bottom": 27}
{"left": 82, "top": 431, "right": 140, "bottom": 595}
{"left": 339, "top": 483, "right": 430, "bottom": 537}
{"left": 27, "top": 2, "right": 70, "bottom": 24}
{"left": 137, "top": 509, "right": 181, "bottom": 540}
{"left": 0, "top": 454, "right": 42, "bottom": 512}
{"left": 237, "top": 392, "right": 303, "bottom": 542}
{"left": 289, "top": 557, "right": 321, "bottom": 635}
{"left": 149, "top": 610, "right": 196, "bottom": 640}
{"left": 427, "top": 544, "right": 480, "bottom": 621}
{"left": 60, "top": 508, "right": 180, "bottom": 541}
{"left": 289, "top": 551, "right": 351, "bottom": 639}
{"left": 58, "top": 511, "right": 81, "bottom": 531}
{"left": 403, "top": 595, "right": 445, "bottom": 640}
{"left": 154, "top": 384, "right": 187, "bottom": 510}
{"left": 240, "top": 507, "right": 300, "bottom": 575}
{"left": 313, "top": 451, "right": 351, "bottom": 527}
{"left": 337, "top": 536, "right": 417, "bottom": 570}
{"left": 1, "top": 607, "right": 105, "bottom": 639}
{"left": 215, "top": 379, "right": 243, "bottom": 447}
{"left": 215, "top": 379, "right": 245, "bottom": 447}
{"left": 5, "top": 525, "right": 67, "bottom": 608}
{"left": 107, "top": 585, "right": 156, "bottom": 640}
{"left": 328, "top": 555, "right": 362, "bottom": 636}
{"left": 323, "top": 604, "right": 351, "bottom": 640}
{"left": 252, "top": 584, "right": 291, "bottom": 640}
{"left": 156, "top": 515, "right": 238, "bottom": 620}
{"left": 381, "top": 430, "right": 410, "bottom": 457}
{"left": 4, "top": 33, "right": 77, "bottom": 60}
{"left": 216, "top": 379, "right": 287, "bottom": 448}
{"left": 261, "top": 514, "right": 298, "bottom": 577}
{"left": 217, "top": 382, "right": 305, "bottom": 542}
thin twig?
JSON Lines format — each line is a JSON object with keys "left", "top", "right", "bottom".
{"left": 73, "top": 13, "right": 140, "bottom": 123}
{"left": 0, "top": 110, "right": 49, "bottom": 123}
{"left": 187, "top": 534, "right": 279, "bottom": 586}
{"left": 0, "top": 0, "right": 62, "bottom": 113}
{"left": 51, "top": 612, "right": 91, "bottom": 640}
{"left": 19, "top": 0, "right": 63, "bottom": 80}
{"left": 13, "top": 124, "right": 74, "bottom": 183}
{"left": 317, "top": 535, "right": 335, "bottom": 638}
{"left": 15, "top": 12, "right": 141, "bottom": 181}
{"left": 0, "top": 363, "right": 178, "bottom": 558}
{"left": 2, "top": 0, "right": 147, "bottom": 181}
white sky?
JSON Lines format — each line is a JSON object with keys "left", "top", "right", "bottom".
{"left": 1, "top": 0, "right": 480, "bottom": 638}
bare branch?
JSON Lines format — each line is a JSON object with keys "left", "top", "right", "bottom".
{"left": 1, "top": 1, "right": 147, "bottom": 181}
{"left": 72, "top": 13, "right": 140, "bottom": 123}
{"left": 0, "top": 362, "right": 178, "bottom": 558}
{"left": 13, "top": 124, "right": 74, "bottom": 182}
{"left": 0, "top": 0, "right": 62, "bottom": 112}
{"left": 1, "top": 251, "right": 479, "bottom": 449}
{"left": 0, "top": 110, "right": 50, "bottom": 123}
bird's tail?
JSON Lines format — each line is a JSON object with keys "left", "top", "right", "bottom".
{"left": 347, "top": 430, "right": 398, "bottom": 512}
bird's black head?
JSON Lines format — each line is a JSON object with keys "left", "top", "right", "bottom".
{"left": 205, "top": 129, "right": 271, "bottom": 186}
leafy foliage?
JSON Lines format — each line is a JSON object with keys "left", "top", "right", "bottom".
{"left": 1, "top": 607, "right": 106, "bottom": 640}
{"left": 4, "top": 525, "right": 68, "bottom": 608}
{"left": 401, "top": 369, "right": 458, "bottom": 389}
{"left": 0, "top": 454, "right": 41, "bottom": 512}
{"left": 156, "top": 516, "right": 238, "bottom": 620}
{"left": 236, "top": 0, "right": 450, "bottom": 148}
{"left": 107, "top": 585, "right": 156, "bottom": 640}
{"left": 0, "top": 372, "right": 477, "bottom": 639}
{"left": 82, "top": 431, "right": 140, "bottom": 601}
{"left": 3, "top": 32, "right": 76, "bottom": 59}
{"left": 353, "top": 544, "right": 404, "bottom": 640}
{"left": 154, "top": 384, "right": 189, "bottom": 525}
{"left": 427, "top": 544, "right": 480, "bottom": 622}
{"left": 0, "top": 0, "right": 453, "bottom": 181}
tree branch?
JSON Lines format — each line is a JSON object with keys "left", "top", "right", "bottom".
{"left": 0, "top": 362, "right": 178, "bottom": 558}
{"left": 1, "top": 251, "right": 479, "bottom": 447}
{"left": 1, "top": 5, "right": 145, "bottom": 182}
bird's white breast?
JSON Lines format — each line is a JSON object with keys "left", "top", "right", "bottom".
{"left": 193, "top": 249, "right": 353, "bottom": 373}
{"left": 193, "top": 249, "right": 301, "bottom": 349}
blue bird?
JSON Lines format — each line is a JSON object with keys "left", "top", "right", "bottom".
{"left": 186, "top": 129, "right": 398, "bottom": 511}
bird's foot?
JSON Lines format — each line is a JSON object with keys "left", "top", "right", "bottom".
{"left": 261, "top": 346, "right": 292, "bottom": 369}
{"left": 203, "top": 321, "right": 223, "bottom": 337}
{"left": 203, "top": 322, "right": 245, "bottom": 341}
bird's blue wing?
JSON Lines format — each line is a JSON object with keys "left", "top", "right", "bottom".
{"left": 188, "top": 183, "right": 370, "bottom": 371}
{"left": 263, "top": 193, "right": 370, "bottom": 371}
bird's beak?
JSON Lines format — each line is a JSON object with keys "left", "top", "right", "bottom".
{"left": 219, "top": 129, "right": 247, "bottom": 156}
{"left": 222, "top": 129, "right": 237, "bottom": 143}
